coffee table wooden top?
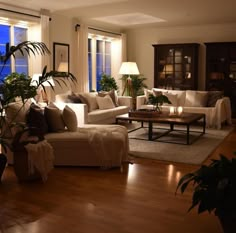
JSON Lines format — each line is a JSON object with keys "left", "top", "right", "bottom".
{"left": 116, "top": 112, "right": 205, "bottom": 125}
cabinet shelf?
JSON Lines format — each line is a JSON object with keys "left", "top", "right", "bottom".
{"left": 153, "top": 43, "right": 199, "bottom": 90}
{"left": 205, "top": 42, "right": 236, "bottom": 117}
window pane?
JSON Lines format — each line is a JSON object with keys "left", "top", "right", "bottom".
{"left": 0, "top": 25, "right": 10, "bottom": 81}
{"left": 14, "top": 27, "right": 28, "bottom": 75}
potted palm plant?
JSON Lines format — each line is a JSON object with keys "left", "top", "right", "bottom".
{"left": 0, "top": 41, "right": 76, "bottom": 181}
{"left": 148, "top": 93, "right": 171, "bottom": 112}
{"left": 176, "top": 153, "right": 236, "bottom": 233}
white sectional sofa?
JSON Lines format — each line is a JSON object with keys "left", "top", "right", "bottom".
{"left": 55, "top": 91, "right": 132, "bottom": 125}
{"left": 5, "top": 99, "right": 129, "bottom": 167}
{"left": 137, "top": 88, "right": 232, "bottom": 129}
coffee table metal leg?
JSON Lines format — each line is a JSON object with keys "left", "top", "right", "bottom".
{"left": 148, "top": 121, "right": 153, "bottom": 140}
{"left": 187, "top": 124, "right": 190, "bottom": 145}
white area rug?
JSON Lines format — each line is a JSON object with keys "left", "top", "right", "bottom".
{"left": 126, "top": 123, "right": 233, "bottom": 165}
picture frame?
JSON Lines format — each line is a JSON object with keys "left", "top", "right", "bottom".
{"left": 53, "top": 42, "right": 70, "bottom": 72}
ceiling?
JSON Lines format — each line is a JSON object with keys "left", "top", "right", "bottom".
{"left": 2, "top": 0, "right": 236, "bottom": 30}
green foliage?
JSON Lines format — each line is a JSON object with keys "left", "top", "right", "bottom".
{"left": 0, "top": 41, "right": 77, "bottom": 153}
{"left": 176, "top": 153, "right": 236, "bottom": 216}
{"left": 3, "top": 73, "right": 37, "bottom": 104}
{"left": 121, "top": 74, "right": 147, "bottom": 97}
{"left": 148, "top": 93, "right": 171, "bottom": 112}
{"left": 99, "top": 73, "right": 118, "bottom": 91}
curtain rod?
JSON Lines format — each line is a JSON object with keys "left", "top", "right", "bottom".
{"left": 0, "top": 8, "right": 40, "bottom": 18}
{"left": 75, "top": 24, "right": 121, "bottom": 36}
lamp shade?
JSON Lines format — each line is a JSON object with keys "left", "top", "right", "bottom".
{"left": 31, "top": 74, "right": 55, "bottom": 87}
{"left": 119, "top": 62, "right": 140, "bottom": 75}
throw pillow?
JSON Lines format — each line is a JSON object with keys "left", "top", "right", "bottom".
{"left": 62, "top": 105, "right": 77, "bottom": 132}
{"left": 98, "top": 89, "right": 118, "bottom": 107}
{"left": 78, "top": 92, "right": 98, "bottom": 112}
{"left": 96, "top": 95, "right": 115, "bottom": 110}
{"left": 194, "top": 92, "right": 209, "bottom": 107}
{"left": 185, "top": 91, "right": 208, "bottom": 107}
{"left": 67, "top": 92, "right": 82, "bottom": 103}
{"left": 163, "top": 92, "right": 177, "bottom": 106}
{"left": 44, "top": 103, "right": 65, "bottom": 132}
{"left": 144, "top": 88, "right": 154, "bottom": 104}
{"left": 207, "top": 91, "right": 224, "bottom": 107}
{"left": 5, "top": 99, "right": 32, "bottom": 123}
{"left": 26, "top": 103, "right": 48, "bottom": 138}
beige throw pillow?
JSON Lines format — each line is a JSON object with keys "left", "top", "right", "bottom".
{"left": 98, "top": 90, "right": 118, "bottom": 107}
{"left": 185, "top": 91, "right": 208, "bottom": 107}
{"left": 62, "top": 105, "right": 77, "bottom": 132}
{"left": 96, "top": 95, "right": 115, "bottom": 110}
{"left": 163, "top": 92, "right": 178, "bottom": 106}
{"left": 44, "top": 103, "right": 65, "bottom": 132}
{"left": 78, "top": 92, "right": 98, "bottom": 112}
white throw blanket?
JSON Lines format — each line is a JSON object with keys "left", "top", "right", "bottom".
{"left": 24, "top": 140, "right": 54, "bottom": 182}
{"left": 78, "top": 126, "right": 128, "bottom": 167}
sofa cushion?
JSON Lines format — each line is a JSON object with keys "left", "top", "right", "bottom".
{"left": 163, "top": 92, "right": 178, "bottom": 106}
{"left": 96, "top": 95, "right": 115, "bottom": 110}
{"left": 62, "top": 105, "right": 77, "bottom": 132}
{"left": 78, "top": 92, "right": 98, "bottom": 112}
{"left": 98, "top": 89, "right": 118, "bottom": 107}
{"left": 67, "top": 92, "right": 83, "bottom": 103}
{"left": 88, "top": 106, "right": 129, "bottom": 123}
{"left": 5, "top": 99, "right": 32, "bottom": 123}
{"left": 207, "top": 91, "right": 224, "bottom": 107}
{"left": 26, "top": 103, "right": 48, "bottom": 136}
{"left": 185, "top": 91, "right": 208, "bottom": 107}
{"left": 44, "top": 103, "right": 65, "bottom": 132}
{"left": 167, "top": 90, "right": 186, "bottom": 106}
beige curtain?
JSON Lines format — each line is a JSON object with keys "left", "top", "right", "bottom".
{"left": 40, "top": 10, "right": 51, "bottom": 71}
{"left": 76, "top": 24, "right": 89, "bottom": 92}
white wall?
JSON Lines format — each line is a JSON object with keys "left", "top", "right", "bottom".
{"left": 49, "top": 13, "right": 79, "bottom": 98}
{"left": 126, "top": 23, "right": 236, "bottom": 90}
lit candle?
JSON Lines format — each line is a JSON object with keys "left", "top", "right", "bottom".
{"left": 177, "top": 106, "right": 183, "bottom": 115}
{"left": 169, "top": 106, "right": 175, "bottom": 115}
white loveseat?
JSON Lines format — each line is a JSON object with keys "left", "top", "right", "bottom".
{"left": 5, "top": 100, "right": 129, "bottom": 167}
{"left": 55, "top": 91, "right": 132, "bottom": 125}
{"left": 137, "top": 88, "right": 232, "bottom": 129}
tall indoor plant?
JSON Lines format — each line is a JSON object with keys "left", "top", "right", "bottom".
{"left": 0, "top": 41, "right": 76, "bottom": 181}
{"left": 176, "top": 153, "right": 236, "bottom": 233}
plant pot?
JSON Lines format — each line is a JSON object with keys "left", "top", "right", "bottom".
{"left": 0, "top": 153, "right": 7, "bottom": 182}
{"left": 218, "top": 214, "right": 236, "bottom": 233}
{"left": 13, "top": 143, "right": 41, "bottom": 182}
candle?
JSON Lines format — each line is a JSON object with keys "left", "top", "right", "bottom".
{"left": 177, "top": 106, "right": 183, "bottom": 115}
{"left": 169, "top": 106, "right": 175, "bottom": 115}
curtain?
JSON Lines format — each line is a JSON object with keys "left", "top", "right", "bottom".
{"left": 76, "top": 24, "right": 89, "bottom": 92}
{"left": 40, "top": 10, "right": 50, "bottom": 71}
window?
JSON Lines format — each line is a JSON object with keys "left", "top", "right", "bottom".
{"left": 88, "top": 35, "right": 112, "bottom": 91}
{"left": 0, "top": 23, "right": 28, "bottom": 82}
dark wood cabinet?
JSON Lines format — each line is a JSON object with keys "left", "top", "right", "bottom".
{"left": 153, "top": 43, "right": 199, "bottom": 90}
{"left": 205, "top": 42, "right": 236, "bottom": 117}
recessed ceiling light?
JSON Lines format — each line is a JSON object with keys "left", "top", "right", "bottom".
{"left": 93, "top": 13, "right": 166, "bottom": 26}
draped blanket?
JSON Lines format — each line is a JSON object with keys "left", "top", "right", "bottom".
{"left": 24, "top": 140, "right": 54, "bottom": 182}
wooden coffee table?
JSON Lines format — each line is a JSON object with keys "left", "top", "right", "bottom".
{"left": 116, "top": 112, "right": 206, "bottom": 145}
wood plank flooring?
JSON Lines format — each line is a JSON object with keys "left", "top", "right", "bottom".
{"left": 0, "top": 124, "right": 236, "bottom": 233}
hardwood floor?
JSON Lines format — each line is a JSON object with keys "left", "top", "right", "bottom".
{"left": 0, "top": 124, "right": 236, "bottom": 233}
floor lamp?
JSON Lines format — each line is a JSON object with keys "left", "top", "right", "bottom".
{"left": 119, "top": 62, "right": 140, "bottom": 96}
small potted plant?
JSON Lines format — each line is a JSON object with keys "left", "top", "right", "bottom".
{"left": 176, "top": 153, "right": 236, "bottom": 233}
{"left": 148, "top": 93, "right": 171, "bottom": 112}
{"left": 99, "top": 73, "right": 118, "bottom": 91}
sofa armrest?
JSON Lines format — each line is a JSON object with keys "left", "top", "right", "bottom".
{"left": 54, "top": 103, "right": 88, "bottom": 126}
{"left": 118, "top": 96, "right": 132, "bottom": 109}
{"left": 136, "top": 95, "right": 146, "bottom": 109}
{"left": 214, "top": 97, "right": 232, "bottom": 129}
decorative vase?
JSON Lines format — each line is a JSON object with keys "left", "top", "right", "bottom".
{"left": 0, "top": 153, "right": 7, "bottom": 183}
